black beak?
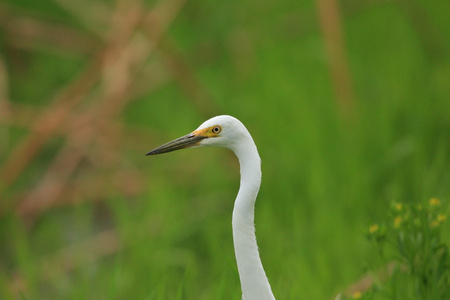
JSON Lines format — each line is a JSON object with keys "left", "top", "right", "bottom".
{"left": 146, "top": 133, "right": 207, "bottom": 155}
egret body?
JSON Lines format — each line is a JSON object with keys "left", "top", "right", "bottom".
{"left": 147, "top": 115, "right": 275, "bottom": 300}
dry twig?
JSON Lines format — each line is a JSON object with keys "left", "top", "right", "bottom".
{"left": 316, "top": 0, "right": 355, "bottom": 120}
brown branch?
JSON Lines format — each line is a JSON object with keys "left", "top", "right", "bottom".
{"left": 4, "top": 0, "right": 188, "bottom": 220}
{"left": 51, "top": 0, "right": 112, "bottom": 36}
{"left": 141, "top": 0, "right": 187, "bottom": 45}
{"left": 129, "top": 59, "right": 172, "bottom": 99}
{"left": 0, "top": 56, "right": 101, "bottom": 190}
{"left": 341, "top": 262, "right": 401, "bottom": 297}
{"left": 15, "top": 1, "right": 145, "bottom": 220}
{"left": 316, "top": 0, "right": 355, "bottom": 120}
{"left": 0, "top": 103, "right": 43, "bottom": 128}
{"left": 17, "top": 131, "right": 91, "bottom": 221}
{"left": 0, "top": 0, "right": 143, "bottom": 191}
{"left": 2, "top": 17, "right": 98, "bottom": 55}
{"left": 0, "top": 56, "right": 11, "bottom": 155}
{"left": 15, "top": 0, "right": 187, "bottom": 220}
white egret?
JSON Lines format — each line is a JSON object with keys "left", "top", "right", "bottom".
{"left": 147, "top": 115, "right": 276, "bottom": 300}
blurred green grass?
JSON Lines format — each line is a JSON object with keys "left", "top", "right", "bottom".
{"left": 1, "top": 0, "right": 449, "bottom": 299}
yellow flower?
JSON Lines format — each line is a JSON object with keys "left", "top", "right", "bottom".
{"left": 352, "top": 291, "right": 362, "bottom": 299}
{"left": 437, "top": 214, "right": 446, "bottom": 223}
{"left": 431, "top": 220, "right": 440, "bottom": 228}
{"left": 394, "top": 216, "right": 402, "bottom": 228}
{"left": 395, "top": 203, "right": 403, "bottom": 211}
{"left": 369, "top": 224, "right": 379, "bottom": 234}
{"left": 429, "top": 198, "right": 440, "bottom": 206}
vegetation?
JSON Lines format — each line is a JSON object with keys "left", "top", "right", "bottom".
{"left": 347, "top": 199, "right": 449, "bottom": 299}
{"left": 0, "top": 0, "right": 449, "bottom": 299}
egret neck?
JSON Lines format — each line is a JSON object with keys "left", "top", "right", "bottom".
{"left": 146, "top": 115, "right": 276, "bottom": 300}
{"left": 231, "top": 139, "right": 275, "bottom": 300}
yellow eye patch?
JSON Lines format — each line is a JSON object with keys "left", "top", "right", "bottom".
{"left": 192, "top": 125, "right": 222, "bottom": 138}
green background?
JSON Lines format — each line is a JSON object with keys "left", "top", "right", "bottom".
{"left": 0, "top": 0, "right": 449, "bottom": 299}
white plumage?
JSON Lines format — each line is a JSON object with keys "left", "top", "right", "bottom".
{"left": 147, "top": 115, "right": 275, "bottom": 300}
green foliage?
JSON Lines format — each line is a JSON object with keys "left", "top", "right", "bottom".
{"left": 0, "top": 0, "right": 449, "bottom": 299}
{"left": 351, "top": 199, "right": 449, "bottom": 300}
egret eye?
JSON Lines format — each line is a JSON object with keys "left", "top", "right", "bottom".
{"left": 212, "top": 126, "right": 222, "bottom": 134}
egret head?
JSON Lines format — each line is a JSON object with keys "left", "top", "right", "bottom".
{"left": 146, "top": 115, "right": 250, "bottom": 155}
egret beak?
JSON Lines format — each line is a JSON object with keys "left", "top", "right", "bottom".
{"left": 146, "top": 131, "right": 207, "bottom": 155}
